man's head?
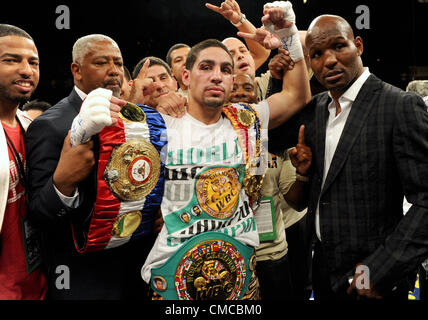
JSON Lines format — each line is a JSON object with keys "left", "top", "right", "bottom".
{"left": 183, "top": 39, "right": 234, "bottom": 109}
{"left": 0, "top": 24, "right": 39, "bottom": 105}
{"left": 71, "top": 34, "right": 124, "bottom": 98}
{"left": 229, "top": 74, "right": 258, "bottom": 104}
{"left": 132, "top": 56, "right": 177, "bottom": 107}
{"left": 306, "top": 15, "right": 364, "bottom": 97}
{"left": 222, "top": 37, "right": 255, "bottom": 77}
{"left": 21, "top": 99, "right": 51, "bottom": 119}
{"left": 166, "top": 43, "right": 190, "bottom": 89}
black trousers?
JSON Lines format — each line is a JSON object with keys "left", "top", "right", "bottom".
{"left": 44, "top": 233, "right": 156, "bottom": 300}
{"left": 285, "top": 214, "right": 312, "bottom": 300}
{"left": 256, "top": 253, "right": 294, "bottom": 300}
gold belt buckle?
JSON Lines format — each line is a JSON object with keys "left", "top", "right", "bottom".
{"left": 104, "top": 139, "right": 160, "bottom": 201}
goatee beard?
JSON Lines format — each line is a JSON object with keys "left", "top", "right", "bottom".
{"left": 204, "top": 98, "right": 226, "bottom": 108}
{"left": 0, "top": 85, "right": 33, "bottom": 105}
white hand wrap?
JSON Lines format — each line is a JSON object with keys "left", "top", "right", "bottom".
{"left": 70, "top": 88, "right": 113, "bottom": 146}
{"left": 263, "top": 1, "right": 304, "bottom": 62}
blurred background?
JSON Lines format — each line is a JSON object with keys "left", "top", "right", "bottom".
{"left": 1, "top": 0, "right": 427, "bottom": 105}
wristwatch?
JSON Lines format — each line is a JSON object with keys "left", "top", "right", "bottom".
{"left": 231, "top": 13, "right": 246, "bottom": 27}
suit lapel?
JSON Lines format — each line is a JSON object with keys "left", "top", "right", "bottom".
{"left": 320, "top": 74, "right": 382, "bottom": 195}
{"left": 68, "top": 88, "right": 83, "bottom": 115}
{"left": 314, "top": 94, "right": 330, "bottom": 179}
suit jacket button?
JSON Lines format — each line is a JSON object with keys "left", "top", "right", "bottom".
{"left": 58, "top": 209, "right": 66, "bottom": 216}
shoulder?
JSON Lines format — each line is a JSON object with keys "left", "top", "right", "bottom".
{"left": 231, "top": 101, "right": 270, "bottom": 128}
{"left": 256, "top": 71, "right": 271, "bottom": 100}
{"left": 138, "top": 104, "right": 167, "bottom": 127}
{"left": 27, "top": 94, "right": 80, "bottom": 139}
{"left": 298, "top": 91, "right": 328, "bottom": 120}
{"left": 374, "top": 77, "right": 427, "bottom": 112}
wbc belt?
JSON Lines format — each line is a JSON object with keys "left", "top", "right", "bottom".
{"left": 150, "top": 231, "right": 258, "bottom": 300}
{"left": 73, "top": 103, "right": 167, "bottom": 253}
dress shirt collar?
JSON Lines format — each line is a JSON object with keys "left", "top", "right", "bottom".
{"left": 74, "top": 85, "right": 87, "bottom": 101}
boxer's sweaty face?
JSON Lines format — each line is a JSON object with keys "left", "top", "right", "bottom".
{"left": 77, "top": 41, "right": 124, "bottom": 97}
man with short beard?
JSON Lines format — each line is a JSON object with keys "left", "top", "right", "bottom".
{"left": 25, "top": 34, "right": 157, "bottom": 299}
{"left": 0, "top": 24, "right": 47, "bottom": 300}
{"left": 139, "top": 2, "right": 310, "bottom": 300}
{"left": 69, "top": 2, "right": 311, "bottom": 300}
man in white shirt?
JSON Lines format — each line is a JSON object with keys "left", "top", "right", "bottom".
{"left": 291, "top": 14, "right": 428, "bottom": 300}
{"left": 139, "top": 2, "right": 310, "bottom": 299}
{"left": 141, "top": 23, "right": 310, "bottom": 298}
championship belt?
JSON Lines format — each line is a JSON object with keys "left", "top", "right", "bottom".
{"left": 163, "top": 164, "right": 246, "bottom": 235}
{"left": 72, "top": 103, "right": 167, "bottom": 253}
{"left": 222, "top": 104, "right": 265, "bottom": 209}
{"left": 150, "top": 232, "right": 258, "bottom": 300}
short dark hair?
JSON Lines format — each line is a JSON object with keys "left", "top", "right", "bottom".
{"left": 132, "top": 56, "right": 172, "bottom": 79}
{"left": 185, "top": 39, "right": 233, "bottom": 71}
{"left": 21, "top": 99, "right": 51, "bottom": 112}
{"left": 166, "top": 43, "right": 190, "bottom": 66}
{"left": 0, "top": 24, "right": 33, "bottom": 41}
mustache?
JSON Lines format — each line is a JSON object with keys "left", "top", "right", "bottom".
{"left": 103, "top": 78, "right": 122, "bottom": 87}
{"left": 205, "top": 85, "right": 225, "bottom": 92}
{"left": 155, "top": 88, "right": 169, "bottom": 97}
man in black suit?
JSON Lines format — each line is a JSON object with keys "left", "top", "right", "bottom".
{"left": 25, "top": 34, "right": 156, "bottom": 299}
{"left": 288, "top": 15, "right": 428, "bottom": 300}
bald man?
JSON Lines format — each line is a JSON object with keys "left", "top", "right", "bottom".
{"left": 294, "top": 15, "right": 428, "bottom": 300}
{"left": 229, "top": 74, "right": 259, "bottom": 104}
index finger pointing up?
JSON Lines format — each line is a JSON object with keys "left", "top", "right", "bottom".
{"left": 136, "top": 59, "right": 150, "bottom": 80}
{"left": 298, "top": 124, "right": 305, "bottom": 145}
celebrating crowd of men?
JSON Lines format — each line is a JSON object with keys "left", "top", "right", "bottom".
{"left": 1, "top": 0, "right": 428, "bottom": 301}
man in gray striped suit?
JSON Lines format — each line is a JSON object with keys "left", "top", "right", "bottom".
{"left": 294, "top": 14, "right": 428, "bottom": 300}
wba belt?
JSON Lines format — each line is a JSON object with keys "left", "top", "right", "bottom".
{"left": 72, "top": 103, "right": 167, "bottom": 253}
{"left": 150, "top": 231, "right": 257, "bottom": 300}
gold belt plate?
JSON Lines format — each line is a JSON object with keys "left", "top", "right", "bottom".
{"left": 112, "top": 211, "right": 142, "bottom": 238}
{"left": 104, "top": 139, "right": 160, "bottom": 201}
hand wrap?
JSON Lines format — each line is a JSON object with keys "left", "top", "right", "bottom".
{"left": 263, "top": 1, "right": 304, "bottom": 62}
